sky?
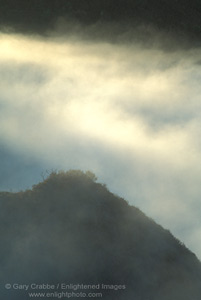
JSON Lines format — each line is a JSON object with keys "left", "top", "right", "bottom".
{"left": 0, "top": 18, "right": 201, "bottom": 261}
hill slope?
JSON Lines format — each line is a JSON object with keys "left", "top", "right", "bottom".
{"left": 1, "top": 170, "right": 201, "bottom": 299}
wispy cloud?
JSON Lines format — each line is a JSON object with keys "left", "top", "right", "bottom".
{"left": 0, "top": 32, "right": 201, "bottom": 258}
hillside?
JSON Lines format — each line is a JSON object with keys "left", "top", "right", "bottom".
{"left": 1, "top": 170, "right": 201, "bottom": 299}
{"left": 0, "top": 0, "right": 201, "bottom": 46}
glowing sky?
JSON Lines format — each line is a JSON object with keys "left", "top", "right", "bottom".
{"left": 0, "top": 32, "right": 201, "bottom": 259}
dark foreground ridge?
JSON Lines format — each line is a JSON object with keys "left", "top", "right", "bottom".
{"left": 1, "top": 170, "right": 201, "bottom": 299}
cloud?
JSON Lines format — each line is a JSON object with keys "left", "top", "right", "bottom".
{"left": 0, "top": 143, "right": 48, "bottom": 191}
{"left": 0, "top": 32, "right": 201, "bottom": 259}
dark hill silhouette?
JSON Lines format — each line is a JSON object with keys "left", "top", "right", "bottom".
{"left": 0, "top": 0, "right": 201, "bottom": 46}
{"left": 1, "top": 170, "right": 201, "bottom": 299}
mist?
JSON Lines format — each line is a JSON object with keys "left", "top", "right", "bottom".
{"left": 0, "top": 29, "right": 201, "bottom": 260}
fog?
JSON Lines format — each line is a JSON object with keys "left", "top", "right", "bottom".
{"left": 0, "top": 31, "right": 201, "bottom": 259}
